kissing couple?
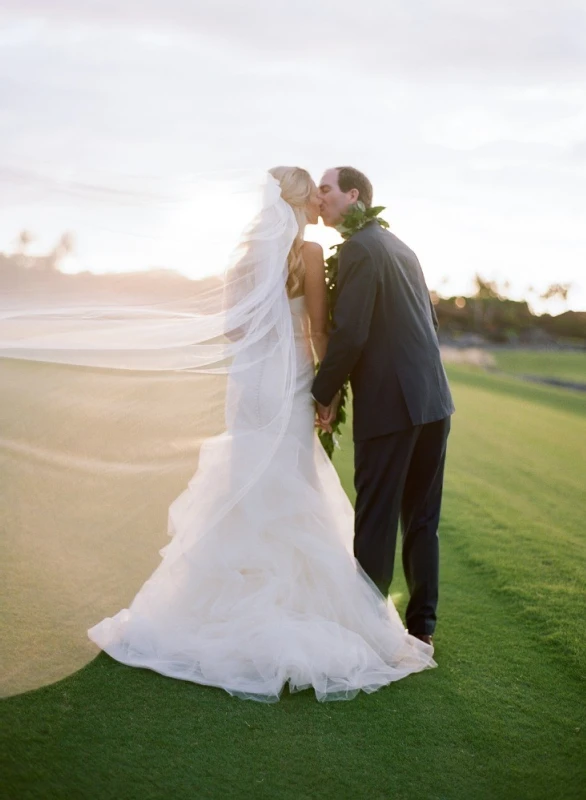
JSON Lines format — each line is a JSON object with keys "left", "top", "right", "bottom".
{"left": 84, "top": 164, "right": 455, "bottom": 702}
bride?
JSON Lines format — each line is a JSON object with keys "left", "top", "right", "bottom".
{"left": 86, "top": 166, "right": 436, "bottom": 701}
{"left": 2, "top": 166, "right": 436, "bottom": 701}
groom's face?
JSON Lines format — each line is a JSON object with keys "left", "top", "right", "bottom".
{"left": 318, "top": 169, "right": 359, "bottom": 228}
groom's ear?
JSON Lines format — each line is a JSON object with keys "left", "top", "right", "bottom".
{"left": 348, "top": 188, "right": 360, "bottom": 204}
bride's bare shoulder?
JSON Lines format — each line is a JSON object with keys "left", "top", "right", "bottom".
{"left": 302, "top": 241, "right": 324, "bottom": 256}
{"left": 302, "top": 241, "right": 324, "bottom": 270}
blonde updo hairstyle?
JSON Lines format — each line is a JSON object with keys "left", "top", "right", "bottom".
{"left": 269, "top": 166, "right": 313, "bottom": 297}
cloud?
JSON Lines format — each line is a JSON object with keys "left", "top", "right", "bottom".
{"left": 1, "top": 0, "right": 585, "bottom": 82}
{"left": 569, "top": 140, "right": 586, "bottom": 161}
{"left": 0, "top": 1, "right": 585, "bottom": 309}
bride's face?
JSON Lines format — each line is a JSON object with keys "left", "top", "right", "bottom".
{"left": 305, "top": 182, "right": 320, "bottom": 225}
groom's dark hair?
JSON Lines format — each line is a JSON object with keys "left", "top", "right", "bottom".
{"left": 336, "top": 166, "right": 373, "bottom": 208}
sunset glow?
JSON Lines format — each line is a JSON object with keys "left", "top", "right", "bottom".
{"left": 0, "top": 3, "right": 584, "bottom": 315}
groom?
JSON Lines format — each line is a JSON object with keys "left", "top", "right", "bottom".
{"left": 312, "top": 167, "right": 454, "bottom": 646}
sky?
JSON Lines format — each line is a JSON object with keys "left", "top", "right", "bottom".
{"left": 1, "top": 0, "right": 585, "bottom": 313}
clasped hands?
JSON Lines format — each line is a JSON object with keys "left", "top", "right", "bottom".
{"left": 314, "top": 391, "right": 341, "bottom": 434}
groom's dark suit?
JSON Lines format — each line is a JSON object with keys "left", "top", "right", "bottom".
{"left": 312, "top": 222, "right": 454, "bottom": 636}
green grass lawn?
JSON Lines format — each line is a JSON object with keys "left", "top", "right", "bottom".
{"left": 490, "top": 349, "right": 586, "bottom": 384}
{"left": 1, "top": 366, "right": 585, "bottom": 799}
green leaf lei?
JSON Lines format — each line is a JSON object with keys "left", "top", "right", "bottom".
{"left": 317, "top": 201, "right": 390, "bottom": 459}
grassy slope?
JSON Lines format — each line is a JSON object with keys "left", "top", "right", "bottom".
{"left": 1, "top": 367, "right": 585, "bottom": 800}
{"left": 490, "top": 349, "right": 586, "bottom": 383}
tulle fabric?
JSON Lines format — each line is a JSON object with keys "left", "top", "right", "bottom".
{"left": 88, "top": 297, "right": 436, "bottom": 701}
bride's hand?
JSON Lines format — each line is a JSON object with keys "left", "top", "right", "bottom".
{"left": 315, "top": 393, "right": 340, "bottom": 433}
{"left": 314, "top": 415, "right": 331, "bottom": 433}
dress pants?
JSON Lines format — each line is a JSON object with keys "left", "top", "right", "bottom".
{"left": 353, "top": 416, "right": 451, "bottom": 636}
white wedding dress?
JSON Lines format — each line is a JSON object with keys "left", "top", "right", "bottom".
{"left": 88, "top": 295, "right": 436, "bottom": 701}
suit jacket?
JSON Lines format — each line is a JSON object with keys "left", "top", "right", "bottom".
{"left": 312, "top": 222, "right": 454, "bottom": 441}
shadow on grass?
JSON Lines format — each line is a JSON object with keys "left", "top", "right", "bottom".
{"left": 0, "top": 648, "right": 513, "bottom": 800}
{"left": 2, "top": 603, "right": 584, "bottom": 800}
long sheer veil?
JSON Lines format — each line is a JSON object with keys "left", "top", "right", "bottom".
{"left": 0, "top": 171, "right": 301, "bottom": 694}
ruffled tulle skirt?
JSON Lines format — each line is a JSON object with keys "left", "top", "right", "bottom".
{"left": 88, "top": 419, "right": 436, "bottom": 701}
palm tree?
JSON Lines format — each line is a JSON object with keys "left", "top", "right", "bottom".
{"left": 540, "top": 283, "right": 572, "bottom": 306}
{"left": 13, "top": 230, "right": 35, "bottom": 268}
{"left": 16, "top": 229, "right": 34, "bottom": 253}
{"left": 42, "top": 232, "right": 76, "bottom": 272}
{"left": 472, "top": 274, "right": 500, "bottom": 330}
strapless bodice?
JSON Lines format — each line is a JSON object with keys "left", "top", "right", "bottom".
{"left": 288, "top": 295, "right": 306, "bottom": 314}
{"left": 289, "top": 295, "right": 309, "bottom": 340}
